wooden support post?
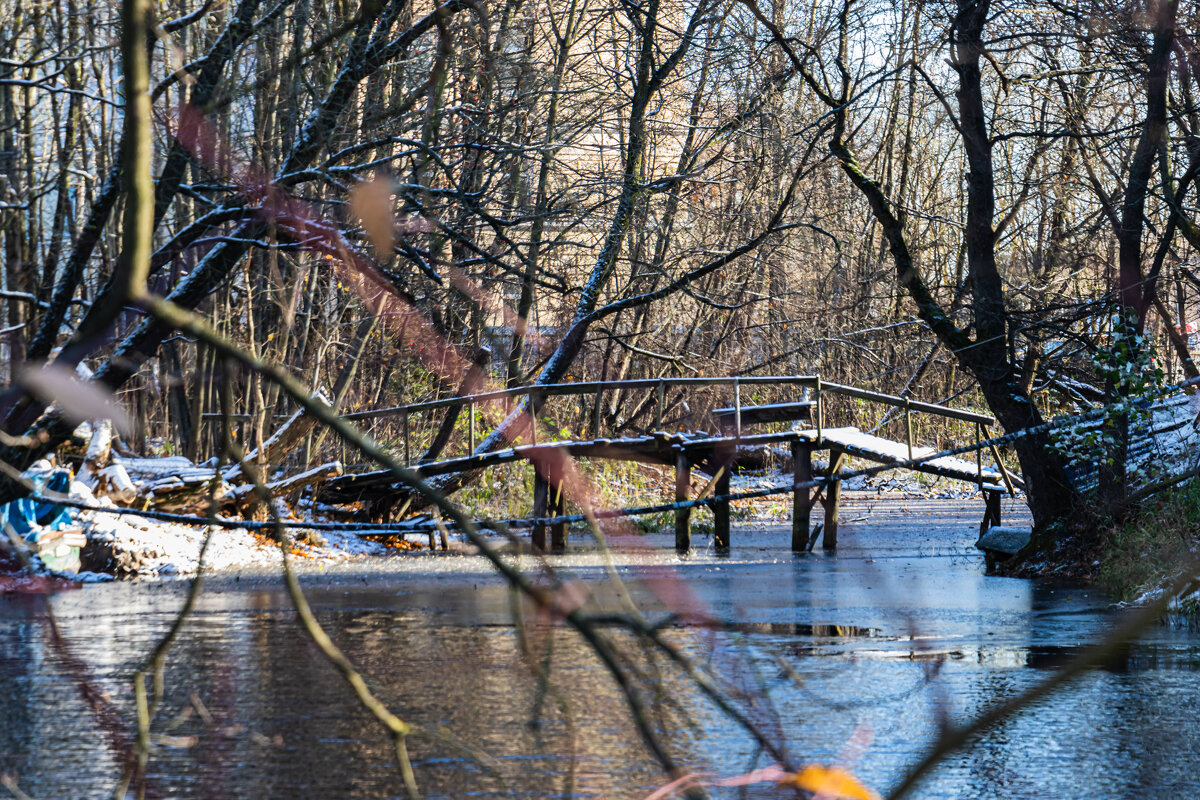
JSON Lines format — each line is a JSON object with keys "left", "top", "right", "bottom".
{"left": 791, "top": 440, "right": 812, "bottom": 553}
{"left": 675, "top": 449, "right": 691, "bottom": 552}
{"left": 980, "top": 490, "right": 1002, "bottom": 538}
{"left": 550, "top": 479, "right": 567, "bottom": 553}
{"left": 402, "top": 411, "right": 410, "bottom": 465}
{"left": 467, "top": 400, "right": 475, "bottom": 453}
{"left": 823, "top": 449, "right": 845, "bottom": 549}
{"left": 532, "top": 470, "right": 548, "bottom": 552}
{"left": 714, "top": 466, "right": 731, "bottom": 551}
{"left": 656, "top": 379, "right": 665, "bottom": 430}
{"left": 982, "top": 424, "right": 1015, "bottom": 495}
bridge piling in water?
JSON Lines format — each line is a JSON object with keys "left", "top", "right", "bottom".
{"left": 980, "top": 490, "right": 1002, "bottom": 538}
{"left": 675, "top": 449, "right": 691, "bottom": 552}
{"left": 533, "top": 469, "right": 567, "bottom": 553}
{"left": 550, "top": 479, "right": 567, "bottom": 552}
{"left": 823, "top": 449, "right": 846, "bottom": 549}
{"left": 532, "top": 470, "right": 548, "bottom": 552}
{"left": 792, "top": 441, "right": 813, "bottom": 552}
{"left": 713, "top": 466, "right": 731, "bottom": 551}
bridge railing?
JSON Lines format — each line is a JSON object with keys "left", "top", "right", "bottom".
{"left": 335, "top": 375, "right": 997, "bottom": 468}
{"left": 814, "top": 379, "right": 1011, "bottom": 492}
{"left": 200, "top": 373, "right": 1003, "bottom": 480}
{"left": 336, "top": 376, "right": 816, "bottom": 462}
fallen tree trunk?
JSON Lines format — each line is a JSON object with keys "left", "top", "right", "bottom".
{"left": 223, "top": 388, "right": 332, "bottom": 483}
{"left": 226, "top": 460, "right": 342, "bottom": 520}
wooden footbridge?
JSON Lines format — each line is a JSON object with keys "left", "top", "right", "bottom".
{"left": 321, "top": 375, "right": 1019, "bottom": 553}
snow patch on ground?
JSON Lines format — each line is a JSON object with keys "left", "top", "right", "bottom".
{"left": 0, "top": 473, "right": 389, "bottom": 581}
{"left": 77, "top": 502, "right": 387, "bottom": 579}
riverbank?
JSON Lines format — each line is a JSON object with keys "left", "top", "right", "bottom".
{"left": 997, "top": 391, "right": 1200, "bottom": 591}
{"left": 0, "top": 447, "right": 1020, "bottom": 582}
{"left": 0, "top": 488, "right": 1019, "bottom": 585}
{"left": 74, "top": 504, "right": 394, "bottom": 579}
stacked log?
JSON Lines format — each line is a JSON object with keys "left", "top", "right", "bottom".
{"left": 73, "top": 391, "right": 342, "bottom": 521}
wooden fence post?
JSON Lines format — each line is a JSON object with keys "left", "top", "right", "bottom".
{"left": 656, "top": 379, "right": 665, "bottom": 430}
{"left": 815, "top": 375, "right": 824, "bottom": 445}
{"left": 975, "top": 422, "right": 983, "bottom": 487}
{"left": 733, "top": 379, "right": 742, "bottom": 439}
{"left": 530, "top": 391, "right": 540, "bottom": 445}
{"left": 904, "top": 398, "right": 913, "bottom": 461}
{"left": 402, "top": 411, "right": 410, "bottom": 464}
{"left": 467, "top": 400, "right": 475, "bottom": 453}
{"left": 592, "top": 387, "right": 603, "bottom": 439}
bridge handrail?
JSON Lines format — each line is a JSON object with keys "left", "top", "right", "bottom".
{"left": 340, "top": 375, "right": 820, "bottom": 420}
{"left": 818, "top": 381, "right": 995, "bottom": 425}
{"left": 339, "top": 374, "right": 995, "bottom": 427}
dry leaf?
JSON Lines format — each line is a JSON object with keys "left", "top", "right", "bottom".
{"left": 20, "top": 363, "right": 132, "bottom": 436}
{"left": 349, "top": 178, "right": 396, "bottom": 257}
{"left": 777, "top": 764, "right": 879, "bottom": 800}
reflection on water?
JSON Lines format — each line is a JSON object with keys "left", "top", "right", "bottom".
{"left": 695, "top": 621, "right": 882, "bottom": 638}
{"left": 3, "top": 497, "right": 1200, "bottom": 799}
{"left": 1, "top": 594, "right": 700, "bottom": 799}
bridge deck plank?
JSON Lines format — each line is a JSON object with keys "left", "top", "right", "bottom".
{"left": 797, "top": 427, "right": 1004, "bottom": 489}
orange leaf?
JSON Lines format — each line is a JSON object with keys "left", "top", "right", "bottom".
{"left": 777, "top": 765, "right": 879, "bottom": 800}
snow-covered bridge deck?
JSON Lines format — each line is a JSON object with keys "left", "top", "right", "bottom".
{"left": 797, "top": 426, "right": 1006, "bottom": 491}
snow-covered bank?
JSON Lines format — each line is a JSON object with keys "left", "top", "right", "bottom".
{"left": 1088, "top": 390, "right": 1200, "bottom": 611}
{"left": 77, "top": 505, "right": 389, "bottom": 579}
{"left": 5, "top": 465, "right": 393, "bottom": 578}
{"left": 0, "top": 428, "right": 393, "bottom": 578}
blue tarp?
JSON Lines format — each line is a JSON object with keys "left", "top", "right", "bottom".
{"left": 0, "top": 470, "right": 73, "bottom": 543}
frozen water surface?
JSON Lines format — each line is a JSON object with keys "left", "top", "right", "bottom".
{"left": 3, "top": 495, "right": 1200, "bottom": 799}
